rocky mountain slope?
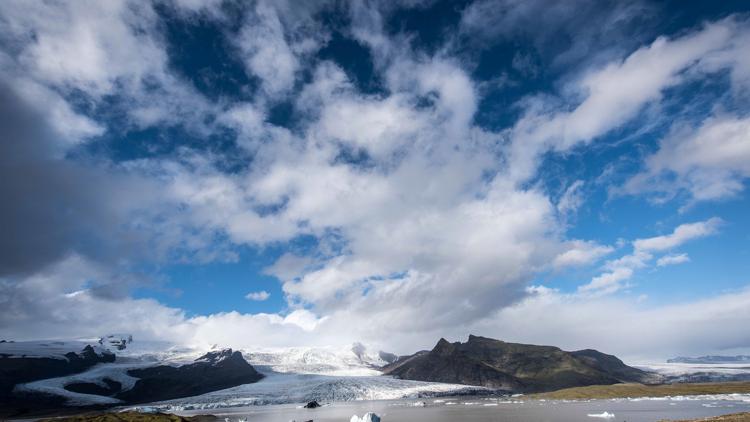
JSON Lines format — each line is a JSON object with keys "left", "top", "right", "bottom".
{"left": 0, "top": 340, "right": 265, "bottom": 417}
{"left": 383, "top": 335, "right": 659, "bottom": 392}
{"left": 116, "top": 349, "right": 263, "bottom": 404}
{"left": 0, "top": 342, "right": 115, "bottom": 401}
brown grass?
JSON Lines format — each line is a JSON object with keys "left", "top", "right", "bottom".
{"left": 530, "top": 382, "right": 750, "bottom": 400}
{"left": 38, "top": 411, "right": 216, "bottom": 422}
{"left": 660, "top": 412, "right": 750, "bottom": 421}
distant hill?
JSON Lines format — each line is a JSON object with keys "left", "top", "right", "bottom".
{"left": 668, "top": 355, "right": 750, "bottom": 364}
{"left": 383, "top": 335, "right": 660, "bottom": 393}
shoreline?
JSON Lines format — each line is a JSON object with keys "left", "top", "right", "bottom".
{"left": 530, "top": 382, "right": 750, "bottom": 400}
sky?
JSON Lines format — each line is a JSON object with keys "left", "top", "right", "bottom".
{"left": 0, "top": 0, "right": 749, "bottom": 361}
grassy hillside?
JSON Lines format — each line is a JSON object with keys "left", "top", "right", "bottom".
{"left": 531, "top": 381, "right": 750, "bottom": 400}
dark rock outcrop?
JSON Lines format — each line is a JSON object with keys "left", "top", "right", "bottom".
{"left": 304, "top": 400, "right": 321, "bottom": 408}
{"left": 0, "top": 345, "right": 115, "bottom": 400}
{"left": 65, "top": 379, "right": 122, "bottom": 396}
{"left": 378, "top": 351, "right": 398, "bottom": 364}
{"left": 383, "top": 335, "right": 657, "bottom": 393}
{"left": 116, "top": 349, "right": 263, "bottom": 404}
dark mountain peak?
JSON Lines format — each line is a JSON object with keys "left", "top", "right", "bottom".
{"left": 120, "top": 348, "right": 263, "bottom": 405}
{"left": 195, "top": 348, "right": 238, "bottom": 365}
{"left": 467, "top": 334, "right": 494, "bottom": 343}
{"left": 432, "top": 338, "right": 456, "bottom": 355}
{"left": 384, "top": 335, "right": 659, "bottom": 393}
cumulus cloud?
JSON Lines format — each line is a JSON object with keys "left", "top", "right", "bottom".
{"left": 0, "top": 0, "right": 748, "bottom": 359}
{"left": 246, "top": 290, "right": 271, "bottom": 301}
{"left": 0, "top": 0, "right": 214, "bottom": 144}
{"left": 552, "top": 240, "right": 614, "bottom": 269}
{"left": 0, "top": 83, "right": 147, "bottom": 276}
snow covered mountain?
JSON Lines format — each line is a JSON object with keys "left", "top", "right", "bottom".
{"left": 636, "top": 361, "right": 750, "bottom": 383}
{"left": 3, "top": 337, "right": 485, "bottom": 412}
{"left": 241, "top": 343, "right": 389, "bottom": 376}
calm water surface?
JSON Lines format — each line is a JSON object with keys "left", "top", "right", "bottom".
{"left": 177, "top": 395, "right": 750, "bottom": 422}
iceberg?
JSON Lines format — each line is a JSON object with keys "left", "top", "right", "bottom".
{"left": 350, "top": 413, "right": 381, "bottom": 422}
{"left": 587, "top": 411, "right": 615, "bottom": 418}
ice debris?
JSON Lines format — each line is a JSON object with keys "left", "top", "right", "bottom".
{"left": 350, "top": 412, "right": 381, "bottom": 422}
{"left": 587, "top": 411, "right": 615, "bottom": 418}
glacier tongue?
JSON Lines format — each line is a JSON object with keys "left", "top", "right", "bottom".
{"left": 138, "top": 371, "right": 489, "bottom": 411}
{"left": 12, "top": 340, "right": 488, "bottom": 409}
{"left": 139, "top": 343, "right": 489, "bottom": 410}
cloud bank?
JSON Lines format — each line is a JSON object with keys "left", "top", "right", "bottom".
{"left": 0, "top": 0, "right": 748, "bottom": 359}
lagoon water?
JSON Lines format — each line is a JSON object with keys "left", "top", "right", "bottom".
{"left": 177, "top": 395, "right": 750, "bottom": 422}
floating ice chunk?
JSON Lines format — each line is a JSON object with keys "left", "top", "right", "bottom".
{"left": 350, "top": 412, "right": 381, "bottom": 422}
{"left": 587, "top": 411, "right": 615, "bottom": 419}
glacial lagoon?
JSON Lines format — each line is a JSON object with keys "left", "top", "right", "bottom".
{"left": 175, "top": 394, "right": 750, "bottom": 422}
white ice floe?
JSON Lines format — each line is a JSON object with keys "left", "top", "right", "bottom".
{"left": 350, "top": 412, "right": 381, "bottom": 422}
{"left": 587, "top": 411, "right": 615, "bottom": 418}
{"left": 626, "top": 393, "right": 750, "bottom": 403}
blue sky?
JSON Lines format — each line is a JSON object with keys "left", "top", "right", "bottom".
{"left": 1, "top": 0, "right": 749, "bottom": 359}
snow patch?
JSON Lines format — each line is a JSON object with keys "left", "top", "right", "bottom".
{"left": 0, "top": 340, "right": 109, "bottom": 360}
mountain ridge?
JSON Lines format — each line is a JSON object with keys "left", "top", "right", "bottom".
{"left": 383, "top": 335, "right": 660, "bottom": 392}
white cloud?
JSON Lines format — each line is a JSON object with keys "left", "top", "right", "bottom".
{"left": 580, "top": 218, "right": 720, "bottom": 294}
{"left": 505, "top": 18, "right": 739, "bottom": 183}
{"left": 625, "top": 116, "right": 750, "bottom": 202}
{"left": 1, "top": 1, "right": 748, "bottom": 360}
{"left": 5, "top": 255, "right": 750, "bottom": 359}
{"left": 470, "top": 286, "right": 750, "bottom": 361}
{"left": 632, "top": 218, "right": 722, "bottom": 251}
{"left": 557, "top": 180, "right": 585, "bottom": 220}
{"left": 552, "top": 240, "right": 613, "bottom": 268}
{"left": 236, "top": 2, "right": 299, "bottom": 97}
{"left": 657, "top": 253, "right": 690, "bottom": 267}
{"left": 0, "top": 0, "right": 215, "bottom": 145}
{"left": 246, "top": 290, "right": 271, "bottom": 301}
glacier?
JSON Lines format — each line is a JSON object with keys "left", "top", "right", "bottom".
{"left": 11, "top": 339, "right": 489, "bottom": 408}
{"left": 135, "top": 344, "right": 490, "bottom": 411}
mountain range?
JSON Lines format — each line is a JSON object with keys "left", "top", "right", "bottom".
{"left": 667, "top": 355, "right": 750, "bottom": 364}
{"left": 1, "top": 334, "right": 664, "bottom": 416}
{"left": 383, "top": 335, "right": 660, "bottom": 392}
